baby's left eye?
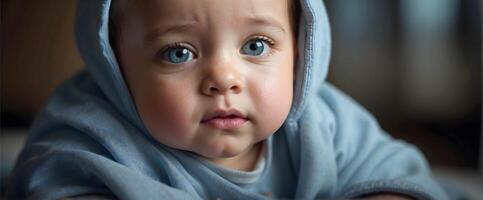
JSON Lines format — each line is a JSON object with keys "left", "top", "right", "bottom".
{"left": 241, "top": 39, "right": 271, "bottom": 56}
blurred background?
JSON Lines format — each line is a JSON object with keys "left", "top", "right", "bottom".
{"left": 1, "top": 0, "right": 482, "bottom": 198}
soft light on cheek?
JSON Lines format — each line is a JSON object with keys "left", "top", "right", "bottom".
{"left": 136, "top": 86, "right": 195, "bottom": 148}
{"left": 261, "top": 63, "right": 294, "bottom": 105}
{"left": 251, "top": 69, "right": 293, "bottom": 137}
{"left": 267, "top": 82, "right": 293, "bottom": 119}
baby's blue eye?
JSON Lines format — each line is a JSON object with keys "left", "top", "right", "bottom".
{"left": 241, "top": 39, "right": 270, "bottom": 56}
{"left": 163, "top": 47, "right": 194, "bottom": 64}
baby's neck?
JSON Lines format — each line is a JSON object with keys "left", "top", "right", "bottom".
{"left": 208, "top": 142, "right": 264, "bottom": 171}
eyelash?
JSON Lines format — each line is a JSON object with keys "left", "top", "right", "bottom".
{"left": 251, "top": 35, "right": 276, "bottom": 46}
{"left": 160, "top": 42, "right": 197, "bottom": 56}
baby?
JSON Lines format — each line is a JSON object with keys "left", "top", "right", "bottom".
{"left": 7, "top": 0, "right": 449, "bottom": 199}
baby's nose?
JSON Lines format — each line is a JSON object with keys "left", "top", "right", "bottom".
{"left": 200, "top": 63, "right": 244, "bottom": 96}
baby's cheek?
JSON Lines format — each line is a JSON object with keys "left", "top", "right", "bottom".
{"left": 139, "top": 92, "right": 195, "bottom": 148}
{"left": 266, "top": 87, "right": 292, "bottom": 123}
{"left": 253, "top": 78, "right": 293, "bottom": 137}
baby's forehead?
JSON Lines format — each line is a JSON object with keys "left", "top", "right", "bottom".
{"left": 114, "top": 0, "right": 295, "bottom": 17}
{"left": 111, "top": 0, "right": 298, "bottom": 41}
{"left": 112, "top": 0, "right": 298, "bottom": 32}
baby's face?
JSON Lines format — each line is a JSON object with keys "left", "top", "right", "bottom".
{"left": 117, "top": 0, "right": 295, "bottom": 159}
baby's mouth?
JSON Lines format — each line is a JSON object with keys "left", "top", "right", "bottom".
{"left": 201, "top": 109, "right": 248, "bottom": 129}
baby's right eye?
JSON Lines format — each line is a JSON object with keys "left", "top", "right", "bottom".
{"left": 161, "top": 46, "right": 195, "bottom": 64}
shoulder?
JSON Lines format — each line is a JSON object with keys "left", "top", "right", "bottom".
{"left": 296, "top": 82, "right": 378, "bottom": 131}
{"left": 315, "top": 82, "right": 374, "bottom": 119}
{"left": 30, "top": 70, "right": 129, "bottom": 141}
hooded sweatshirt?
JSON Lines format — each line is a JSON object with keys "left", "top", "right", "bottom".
{"left": 7, "top": 0, "right": 449, "bottom": 199}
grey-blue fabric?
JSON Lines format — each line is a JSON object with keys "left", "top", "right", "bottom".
{"left": 7, "top": 0, "right": 450, "bottom": 199}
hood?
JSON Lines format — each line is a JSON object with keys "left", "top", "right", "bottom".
{"left": 75, "top": 0, "right": 331, "bottom": 131}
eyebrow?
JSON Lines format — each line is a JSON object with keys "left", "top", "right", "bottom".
{"left": 144, "top": 16, "right": 286, "bottom": 44}
{"left": 144, "top": 22, "right": 198, "bottom": 45}
{"left": 244, "top": 16, "right": 287, "bottom": 34}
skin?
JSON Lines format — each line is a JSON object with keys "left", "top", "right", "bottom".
{"left": 117, "top": 0, "right": 295, "bottom": 171}
{"left": 114, "top": 0, "right": 414, "bottom": 199}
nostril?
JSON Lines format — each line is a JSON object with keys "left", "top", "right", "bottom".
{"left": 210, "top": 87, "right": 219, "bottom": 93}
{"left": 204, "top": 83, "right": 241, "bottom": 95}
{"left": 230, "top": 85, "right": 240, "bottom": 92}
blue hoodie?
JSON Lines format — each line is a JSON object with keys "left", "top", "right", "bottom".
{"left": 7, "top": 0, "right": 449, "bottom": 199}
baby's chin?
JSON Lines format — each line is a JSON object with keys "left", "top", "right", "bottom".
{"left": 196, "top": 137, "right": 256, "bottom": 159}
{"left": 200, "top": 144, "right": 248, "bottom": 159}
{"left": 149, "top": 130, "right": 259, "bottom": 159}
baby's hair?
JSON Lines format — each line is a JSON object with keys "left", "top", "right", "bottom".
{"left": 108, "top": 0, "right": 300, "bottom": 54}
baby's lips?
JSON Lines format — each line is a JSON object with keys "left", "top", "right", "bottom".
{"left": 201, "top": 117, "right": 248, "bottom": 129}
{"left": 201, "top": 108, "right": 247, "bottom": 122}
